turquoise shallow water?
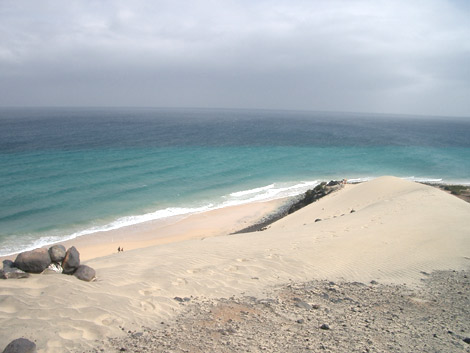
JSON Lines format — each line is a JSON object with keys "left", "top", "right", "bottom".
{"left": 1, "top": 108, "right": 469, "bottom": 255}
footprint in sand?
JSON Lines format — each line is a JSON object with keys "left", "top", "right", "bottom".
{"left": 139, "top": 286, "right": 163, "bottom": 296}
{"left": 290, "top": 242, "right": 300, "bottom": 250}
{"left": 236, "top": 258, "right": 250, "bottom": 263}
{"left": 171, "top": 278, "right": 188, "bottom": 286}
{"left": 46, "top": 340, "right": 63, "bottom": 350}
{"left": 186, "top": 268, "right": 202, "bottom": 274}
{"left": 265, "top": 253, "right": 281, "bottom": 260}
{"left": 94, "top": 315, "right": 123, "bottom": 327}
{"left": 0, "top": 305, "right": 17, "bottom": 314}
{"left": 224, "top": 265, "right": 239, "bottom": 272}
{"left": 140, "top": 300, "right": 156, "bottom": 311}
{"left": 0, "top": 297, "right": 18, "bottom": 314}
{"left": 60, "top": 328, "right": 98, "bottom": 341}
{"left": 59, "top": 330, "right": 83, "bottom": 340}
{"left": 139, "top": 289, "right": 153, "bottom": 296}
{"left": 94, "top": 314, "right": 114, "bottom": 326}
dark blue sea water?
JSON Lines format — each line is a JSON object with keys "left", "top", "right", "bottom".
{"left": 1, "top": 107, "right": 469, "bottom": 256}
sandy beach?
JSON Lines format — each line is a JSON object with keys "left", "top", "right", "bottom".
{"left": 1, "top": 176, "right": 470, "bottom": 352}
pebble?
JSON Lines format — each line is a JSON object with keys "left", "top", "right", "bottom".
{"left": 295, "top": 301, "right": 312, "bottom": 310}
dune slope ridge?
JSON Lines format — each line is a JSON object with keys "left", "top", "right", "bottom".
{"left": 1, "top": 176, "right": 469, "bottom": 352}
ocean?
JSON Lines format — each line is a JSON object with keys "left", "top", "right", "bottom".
{"left": 1, "top": 107, "right": 469, "bottom": 256}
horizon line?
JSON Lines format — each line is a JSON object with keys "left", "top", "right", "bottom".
{"left": 0, "top": 105, "right": 469, "bottom": 120}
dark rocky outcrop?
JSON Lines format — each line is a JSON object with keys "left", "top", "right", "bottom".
{"left": 62, "top": 246, "right": 80, "bottom": 274}
{"left": 288, "top": 182, "right": 330, "bottom": 214}
{"left": 1, "top": 260, "right": 30, "bottom": 279}
{"left": 14, "top": 249, "right": 51, "bottom": 274}
{"left": 73, "top": 265, "right": 96, "bottom": 282}
{"left": 233, "top": 180, "right": 343, "bottom": 234}
{"left": 48, "top": 245, "right": 66, "bottom": 263}
{"left": 2, "top": 338, "right": 37, "bottom": 353}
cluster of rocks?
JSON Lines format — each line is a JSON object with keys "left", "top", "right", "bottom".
{"left": 100, "top": 270, "right": 470, "bottom": 353}
{"left": 1, "top": 245, "right": 96, "bottom": 282}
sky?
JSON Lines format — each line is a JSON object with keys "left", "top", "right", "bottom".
{"left": 0, "top": 0, "right": 469, "bottom": 117}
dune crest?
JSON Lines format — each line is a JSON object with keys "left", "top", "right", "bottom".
{"left": 1, "top": 176, "right": 469, "bottom": 352}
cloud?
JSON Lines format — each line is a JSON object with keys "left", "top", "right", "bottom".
{"left": 0, "top": 0, "right": 469, "bottom": 116}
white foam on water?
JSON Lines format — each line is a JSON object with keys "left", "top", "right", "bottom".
{"left": 405, "top": 176, "right": 470, "bottom": 186}
{"left": 223, "top": 180, "right": 320, "bottom": 206}
{"left": 346, "top": 177, "right": 374, "bottom": 184}
{"left": 70, "top": 204, "right": 215, "bottom": 238}
{"left": 229, "top": 184, "right": 275, "bottom": 197}
{"left": 404, "top": 176, "right": 443, "bottom": 183}
{"left": 347, "top": 176, "right": 470, "bottom": 186}
{"left": 0, "top": 234, "right": 70, "bottom": 258}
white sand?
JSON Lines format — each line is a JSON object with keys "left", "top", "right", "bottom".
{"left": 1, "top": 176, "right": 469, "bottom": 352}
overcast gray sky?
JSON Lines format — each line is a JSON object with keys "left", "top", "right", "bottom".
{"left": 1, "top": 0, "right": 469, "bottom": 116}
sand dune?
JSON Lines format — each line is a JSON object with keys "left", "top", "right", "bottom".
{"left": 1, "top": 176, "right": 469, "bottom": 352}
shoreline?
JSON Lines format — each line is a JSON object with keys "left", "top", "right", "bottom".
{"left": 0, "top": 197, "right": 289, "bottom": 263}
{"left": 0, "top": 179, "right": 348, "bottom": 263}
{"left": 1, "top": 179, "right": 469, "bottom": 263}
{"left": 0, "top": 179, "right": 325, "bottom": 260}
